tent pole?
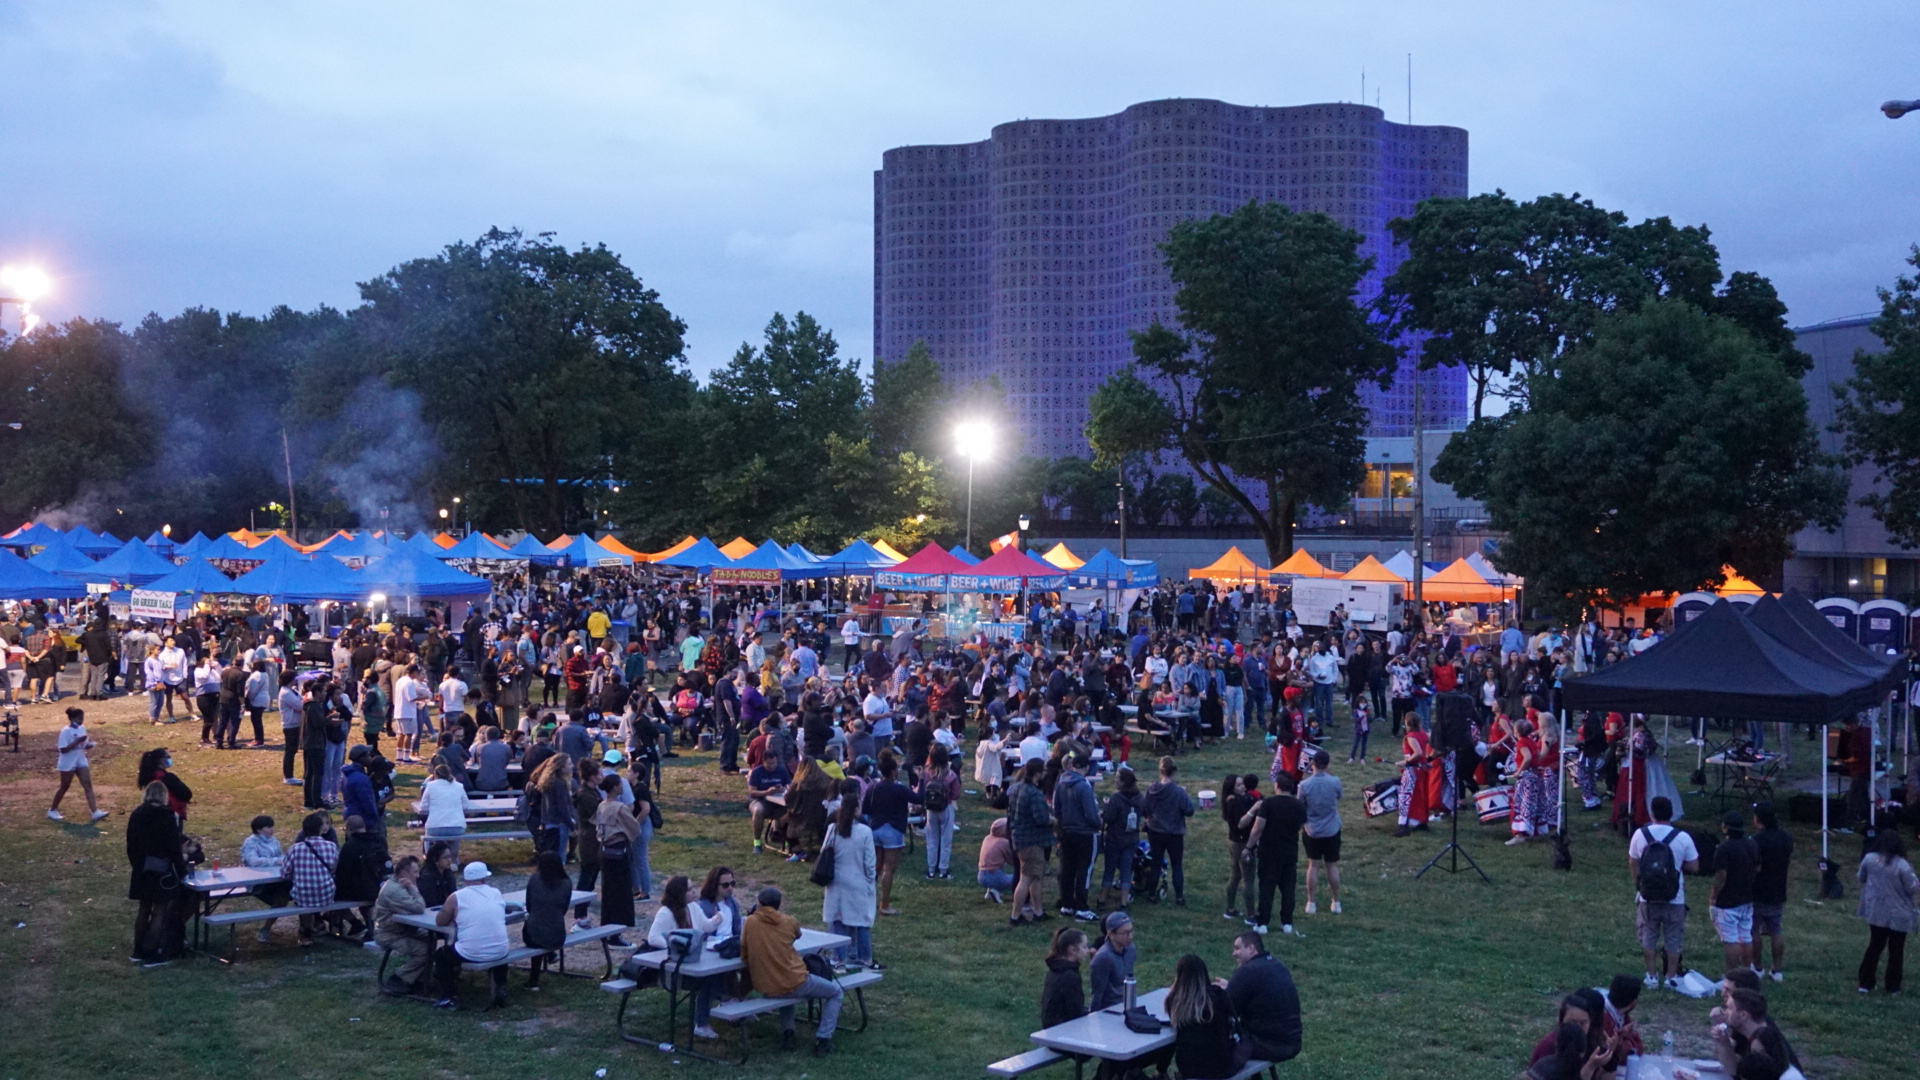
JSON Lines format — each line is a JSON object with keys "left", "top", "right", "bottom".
{"left": 1821, "top": 722, "right": 1830, "bottom": 861}
{"left": 1557, "top": 708, "right": 1568, "bottom": 835}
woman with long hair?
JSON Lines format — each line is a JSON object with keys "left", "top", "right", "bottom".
{"left": 524, "top": 751, "right": 577, "bottom": 860}
{"left": 1100, "top": 766, "right": 1145, "bottom": 908}
{"left": 860, "top": 751, "right": 912, "bottom": 916}
{"left": 1857, "top": 829, "right": 1919, "bottom": 994}
{"left": 126, "top": 780, "right": 189, "bottom": 965}
{"left": 522, "top": 851, "right": 572, "bottom": 990}
{"left": 1221, "top": 773, "right": 1259, "bottom": 921}
{"left": 823, "top": 778, "right": 879, "bottom": 970}
{"left": 646, "top": 873, "right": 726, "bottom": 1039}
{"left": 593, "top": 773, "right": 641, "bottom": 944}
{"left": 135, "top": 748, "right": 192, "bottom": 821}
{"left": 1508, "top": 720, "right": 1544, "bottom": 846}
{"left": 1039, "top": 926, "right": 1088, "bottom": 1029}
{"left": 1166, "top": 953, "right": 1246, "bottom": 1079}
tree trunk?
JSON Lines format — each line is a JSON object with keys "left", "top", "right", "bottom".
{"left": 1256, "top": 492, "right": 1297, "bottom": 569}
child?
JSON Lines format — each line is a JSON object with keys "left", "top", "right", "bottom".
{"left": 1348, "top": 696, "right": 1373, "bottom": 763}
{"left": 241, "top": 815, "right": 293, "bottom": 943}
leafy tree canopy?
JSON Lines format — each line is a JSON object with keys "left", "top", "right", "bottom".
{"left": 1835, "top": 246, "right": 1920, "bottom": 546}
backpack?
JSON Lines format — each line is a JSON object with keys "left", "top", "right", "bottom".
{"left": 923, "top": 769, "right": 951, "bottom": 813}
{"left": 1636, "top": 824, "right": 1682, "bottom": 903}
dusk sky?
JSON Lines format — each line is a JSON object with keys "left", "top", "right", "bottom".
{"left": 2, "top": 1, "right": 1916, "bottom": 376}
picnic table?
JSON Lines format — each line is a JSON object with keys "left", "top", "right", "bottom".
{"left": 1028, "top": 987, "right": 1171, "bottom": 1080}
{"left": 611, "top": 927, "right": 852, "bottom": 1065}
{"left": 184, "top": 865, "right": 284, "bottom": 953}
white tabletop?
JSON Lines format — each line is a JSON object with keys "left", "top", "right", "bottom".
{"left": 1624, "top": 1055, "right": 1723, "bottom": 1080}
{"left": 1030, "top": 987, "right": 1171, "bottom": 1060}
{"left": 500, "top": 888, "right": 596, "bottom": 908}
{"left": 466, "top": 798, "right": 520, "bottom": 814}
{"left": 627, "top": 926, "right": 849, "bottom": 977}
{"left": 186, "top": 866, "right": 283, "bottom": 891}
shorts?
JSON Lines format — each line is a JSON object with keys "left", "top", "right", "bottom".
{"left": 398, "top": 715, "right": 420, "bottom": 736}
{"left": 1635, "top": 901, "right": 1686, "bottom": 953}
{"left": 1711, "top": 904, "right": 1754, "bottom": 945}
{"left": 873, "top": 824, "right": 906, "bottom": 850}
{"left": 1303, "top": 832, "right": 1342, "bottom": 863}
{"left": 1751, "top": 901, "right": 1784, "bottom": 938}
{"left": 750, "top": 799, "right": 787, "bottom": 820}
{"left": 5, "top": 669, "right": 22, "bottom": 689}
{"left": 1016, "top": 844, "right": 1048, "bottom": 881}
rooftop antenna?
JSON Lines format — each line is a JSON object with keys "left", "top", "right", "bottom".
{"left": 1407, "top": 53, "right": 1413, "bottom": 124}
{"left": 1361, "top": 66, "right": 1366, "bottom": 107}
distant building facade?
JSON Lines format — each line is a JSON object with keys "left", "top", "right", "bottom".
{"left": 873, "top": 98, "right": 1471, "bottom": 460}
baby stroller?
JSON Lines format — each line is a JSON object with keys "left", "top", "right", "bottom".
{"left": 1132, "top": 839, "right": 1170, "bottom": 902}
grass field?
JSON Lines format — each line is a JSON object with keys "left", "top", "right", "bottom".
{"left": 0, "top": 689, "right": 1913, "bottom": 1080}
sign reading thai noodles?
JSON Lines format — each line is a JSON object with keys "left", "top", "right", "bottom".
{"left": 711, "top": 567, "right": 782, "bottom": 585}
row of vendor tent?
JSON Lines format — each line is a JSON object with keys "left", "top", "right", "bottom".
{"left": 867, "top": 543, "right": 1160, "bottom": 593}
{"left": 0, "top": 541, "right": 494, "bottom": 606}
{"left": 1183, "top": 545, "right": 1518, "bottom": 604}
{"left": 1564, "top": 591, "right": 1903, "bottom": 723}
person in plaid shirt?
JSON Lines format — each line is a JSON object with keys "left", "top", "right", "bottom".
{"left": 284, "top": 812, "right": 339, "bottom": 945}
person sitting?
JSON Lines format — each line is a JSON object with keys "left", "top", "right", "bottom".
{"left": 418, "top": 841, "right": 457, "bottom": 908}
{"left": 696, "top": 865, "right": 743, "bottom": 941}
{"left": 333, "top": 814, "right": 386, "bottom": 941}
{"left": 977, "top": 817, "right": 1017, "bottom": 904}
{"left": 1527, "top": 1020, "right": 1617, "bottom": 1080}
{"left": 1712, "top": 988, "right": 1802, "bottom": 1079}
{"left": 1171, "top": 953, "right": 1247, "bottom": 1079}
{"left": 1597, "top": 974, "right": 1644, "bottom": 1058}
{"left": 1530, "top": 989, "right": 1608, "bottom": 1067}
{"left": 1040, "top": 926, "right": 1088, "bottom": 1029}
{"left": 472, "top": 726, "right": 513, "bottom": 793}
{"left": 1088, "top": 912, "right": 1136, "bottom": 1010}
{"left": 521, "top": 851, "right": 572, "bottom": 991}
{"left": 373, "top": 855, "right": 431, "bottom": 996}
{"left": 1222, "top": 930, "right": 1301, "bottom": 1065}
{"left": 648, "top": 874, "right": 728, "bottom": 1041}
{"left": 433, "top": 861, "right": 512, "bottom": 1010}
{"left": 240, "top": 814, "right": 292, "bottom": 944}
{"left": 415, "top": 764, "right": 473, "bottom": 858}
{"left": 284, "top": 812, "right": 340, "bottom": 947}
{"left": 746, "top": 750, "right": 792, "bottom": 856}
{"left": 740, "top": 886, "right": 842, "bottom": 1056}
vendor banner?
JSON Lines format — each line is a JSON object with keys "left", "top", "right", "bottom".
{"left": 130, "top": 590, "right": 179, "bottom": 620}
{"left": 711, "top": 567, "right": 782, "bottom": 586}
{"left": 875, "top": 571, "right": 948, "bottom": 590}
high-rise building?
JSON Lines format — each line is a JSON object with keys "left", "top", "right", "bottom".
{"left": 874, "top": 98, "right": 1471, "bottom": 459}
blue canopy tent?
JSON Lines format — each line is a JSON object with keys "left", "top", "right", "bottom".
{"left": 141, "top": 558, "right": 242, "bottom": 597}
{"left": 1067, "top": 549, "right": 1159, "bottom": 589}
{"left": 357, "top": 547, "right": 492, "bottom": 599}
{"left": 714, "top": 541, "right": 831, "bottom": 582}
{"left": 0, "top": 521, "right": 64, "bottom": 551}
{"left": 550, "top": 533, "right": 635, "bottom": 569}
{"left": 949, "top": 545, "right": 982, "bottom": 566}
{"left": 654, "top": 537, "right": 730, "bottom": 573}
{"left": 438, "top": 532, "right": 514, "bottom": 563}
{"left": 397, "top": 532, "right": 447, "bottom": 557}
{"left": 65, "top": 525, "right": 120, "bottom": 557}
{"left": 499, "top": 533, "right": 566, "bottom": 567}
{"left": 83, "top": 538, "right": 182, "bottom": 586}
{"left": 785, "top": 543, "right": 823, "bottom": 564}
{"left": 98, "top": 530, "right": 124, "bottom": 546}
{"left": 0, "top": 546, "right": 89, "bottom": 600}
{"left": 28, "top": 534, "right": 102, "bottom": 578}
{"left": 315, "top": 530, "right": 390, "bottom": 566}
{"left": 251, "top": 533, "right": 308, "bottom": 561}
{"left": 821, "top": 539, "right": 900, "bottom": 577}
{"left": 173, "top": 532, "right": 214, "bottom": 558}
{"left": 142, "top": 530, "right": 175, "bottom": 555}
{"left": 199, "top": 533, "right": 266, "bottom": 572}
{"left": 228, "top": 554, "right": 368, "bottom": 604}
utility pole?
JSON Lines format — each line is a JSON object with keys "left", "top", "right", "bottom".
{"left": 1411, "top": 382, "right": 1426, "bottom": 630}
{"left": 1117, "top": 465, "right": 1128, "bottom": 559}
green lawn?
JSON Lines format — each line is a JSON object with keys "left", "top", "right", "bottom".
{"left": 0, "top": 695, "right": 1911, "bottom": 1079}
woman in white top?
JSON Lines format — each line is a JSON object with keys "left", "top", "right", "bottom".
{"left": 193, "top": 657, "right": 224, "bottom": 747}
{"left": 415, "top": 764, "right": 473, "bottom": 857}
{"left": 822, "top": 778, "right": 879, "bottom": 970}
{"left": 144, "top": 649, "right": 173, "bottom": 722}
{"left": 974, "top": 720, "right": 1006, "bottom": 797}
{"left": 48, "top": 706, "right": 107, "bottom": 822}
{"left": 646, "top": 874, "right": 727, "bottom": 1041}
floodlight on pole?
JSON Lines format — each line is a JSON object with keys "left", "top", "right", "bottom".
{"left": 1884, "top": 99, "right": 1920, "bottom": 119}
{"left": 955, "top": 421, "right": 994, "bottom": 552}
{"left": 0, "top": 265, "right": 50, "bottom": 335}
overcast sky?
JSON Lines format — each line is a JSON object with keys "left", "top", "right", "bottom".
{"left": 2, "top": 1, "right": 1915, "bottom": 376}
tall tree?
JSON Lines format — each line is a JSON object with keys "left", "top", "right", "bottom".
{"left": 352, "top": 228, "right": 690, "bottom": 536}
{"left": 1835, "top": 246, "right": 1920, "bottom": 546}
{"left": 0, "top": 320, "right": 149, "bottom": 523}
{"left": 869, "top": 340, "right": 950, "bottom": 460}
{"left": 1087, "top": 201, "right": 1394, "bottom": 564}
{"left": 1433, "top": 299, "right": 1844, "bottom": 613}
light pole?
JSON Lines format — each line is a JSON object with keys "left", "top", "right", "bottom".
{"left": 1884, "top": 100, "right": 1920, "bottom": 118}
{"left": 955, "top": 421, "right": 993, "bottom": 552}
{"left": 0, "top": 265, "right": 50, "bottom": 335}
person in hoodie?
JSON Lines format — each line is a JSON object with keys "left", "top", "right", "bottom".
{"left": 1100, "top": 766, "right": 1147, "bottom": 908}
{"left": 1040, "top": 926, "right": 1089, "bottom": 1028}
{"left": 1143, "top": 756, "right": 1196, "bottom": 905}
{"left": 1051, "top": 752, "right": 1102, "bottom": 920}
{"left": 341, "top": 744, "right": 383, "bottom": 842}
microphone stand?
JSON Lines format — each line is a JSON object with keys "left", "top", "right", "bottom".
{"left": 1416, "top": 748, "right": 1491, "bottom": 883}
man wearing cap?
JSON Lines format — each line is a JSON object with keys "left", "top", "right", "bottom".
{"left": 741, "top": 887, "right": 842, "bottom": 1056}
{"left": 1088, "top": 912, "right": 1136, "bottom": 1010}
{"left": 1709, "top": 809, "right": 1760, "bottom": 974}
{"left": 434, "top": 861, "right": 513, "bottom": 1009}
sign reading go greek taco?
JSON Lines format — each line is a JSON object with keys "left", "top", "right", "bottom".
{"left": 130, "top": 590, "right": 179, "bottom": 620}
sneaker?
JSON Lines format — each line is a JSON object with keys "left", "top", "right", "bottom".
{"left": 140, "top": 959, "right": 173, "bottom": 969}
{"left": 433, "top": 998, "right": 459, "bottom": 1009}
{"left": 1251, "top": 924, "right": 1269, "bottom": 935}
{"left": 1665, "top": 976, "right": 1684, "bottom": 992}
{"left": 1304, "top": 902, "right": 1317, "bottom": 915}
{"left": 1280, "top": 924, "right": 1297, "bottom": 936}
{"left": 926, "top": 870, "right": 937, "bottom": 880}
{"left": 283, "top": 778, "right": 302, "bottom": 786}
{"left": 1643, "top": 973, "right": 1660, "bottom": 990}
{"left": 257, "top": 927, "right": 274, "bottom": 944}
{"left": 865, "top": 959, "right": 886, "bottom": 971}
{"left": 693, "top": 1024, "right": 719, "bottom": 1041}
{"left": 1330, "top": 901, "right": 1342, "bottom": 914}
{"left": 1393, "top": 825, "right": 1411, "bottom": 838}
{"left": 1768, "top": 970, "right": 1784, "bottom": 984}
{"left": 574, "top": 917, "right": 596, "bottom": 930}
{"left": 753, "top": 841, "right": 763, "bottom": 854}
{"left": 1075, "top": 910, "right": 1097, "bottom": 922}
{"left": 1505, "top": 836, "right": 1528, "bottom": 846}
{"left": 985, "top": 889, "right": 1003, "bottom": 904}
{"left": 813, "top": 1038, "right": 835, "bottom": 1057}
{"left": 47, "top": 809, "right": 63, "bottom": 821}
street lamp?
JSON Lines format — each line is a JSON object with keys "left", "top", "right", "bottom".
{"left": 0, "top": 265, "right": 50, "bottom": 335}
{"left": 1884, "top": 99, "right": 1920, "bottom": 119}
{"left": 955, "top": 420, "right": 993, "bottom": 551}
{"left": 1019, "top": 514, "right": 1030, "bottom": 532}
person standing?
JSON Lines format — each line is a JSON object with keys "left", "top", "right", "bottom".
{"left": 1099, "top": 766, "right": 1146, "bottom": 908}
{"left": 79, "top": 619, "right": 112, "bottom": 701}
{"left": 1628, "top": 796, "right": 1700, "bottom": 990}
{"left": 1052, "top": 752, "right": 1100, "bottom": 921}
{"left": 48, "top": 707, "right": 108, "bottom": 822}
{"left": 1838, "top": 714, "right": 1874, "bottom": 831}
{"left": 1298, "top": 750, "right": 1344, "bottom": 915}
{"left": 1708, "top": 810, "right": 1759, "bottom": 975}
{"left": 594, "top": 774, "right": 640, "bottom": 945}
{"left": 1392, "top": 715, "right": 1435, "bottom": 838}
{"left": 1244, "top": 772, "right": 1306, "bottom": 936}
{"left": 821, "top": 780, "right": 880, "bottom": 971}
{"left": 1006, "top": 759, "right": 1053, "bottom": 927}
{"left": 299, "top": 682, "right": 331, "bottom": 811}
{"left": 918, "top": 743, "right": 961, "bottom": 880}
{"left": 1749, "top": 802, "right": 1793, "bottom": 982}
{"left": 1142, "top": 756, "right": 1195, "bottom": 906}
{"left": 1856, "top": 830, "right": 1918, "bottom": 994}
{"left": 1305, "top": 641, "right": 1339, "bottom": 733}
{"left": 278, "top": 677, "right": 305, "bottom": 785}
{"left": 126, "top": 780, "right": 190, "bottom": 966}
{"left": 1220, "top": 773, "right": 1259, "bottom": 922}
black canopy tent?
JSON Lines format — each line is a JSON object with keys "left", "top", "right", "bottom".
{"left": 1779, "top": 589, "right": 1902, "bottom": 670}
{"left": 1747, "top": 592, "right": 1902, "bottom": 696}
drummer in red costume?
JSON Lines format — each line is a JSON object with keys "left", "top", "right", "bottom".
{"left": 1394, "top": 715, "right": 1436, "bottom": 837}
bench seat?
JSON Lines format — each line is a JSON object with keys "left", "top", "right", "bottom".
{"left": 1225, "top": 1061, "right": 1275, "bottom": 1080}
{"left": 987, "top": 1047, "right": 1066, "bottom": 1077}
{"left": 463, "top": 945, "right": 545, "bottom": 971}
{"left": 201, "top": 900, "right": 362, "bottom": 963}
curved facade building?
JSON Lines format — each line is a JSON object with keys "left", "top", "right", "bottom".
{"left": 875, "top": 98, "right": 1470, "bottom": 458}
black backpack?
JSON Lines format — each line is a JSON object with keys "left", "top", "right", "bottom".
{"left": 1637, "top": 824, "right": 1682, "bottom": 903}
{"left": 923, "top": 768, "right": 951, "bottom": 813}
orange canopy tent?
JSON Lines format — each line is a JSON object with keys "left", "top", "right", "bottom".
{"left": 1418, "top": 558, "right": 1510, "bottom": 603}
{"left": 647, "top": 536, "right": 698, "bottom": 562}
{"left": 1270, "top": 548, "right": 1336, "bottom": 578}
{"left": 1040, "top": 543, "right": 1084, "bottom": 570}
{"left": 229, "top": 529, "right": 263, "bottom": 547}
{"left": 596, "top": 535, "right": 649, "bottom": 561}
{"left": 432, "top": 532, "right": 458, "bottom": 549}
{"left": 871, "top": 539, "right": 908, "bottom": 563}
{"left": 1188, "top": 546, "right": 1272, "bottom": 582}
{"left": 719, "top": 536, "right": 758, "bottom": 560}
{"left": 1340, "top": 555, "right": 1407, "bottom": 583}
{"left": 545, "top": 534, "right": 570, "bottom": 550}
{"left": 1626, "top": 565, "right": 1767, "bottom": 608}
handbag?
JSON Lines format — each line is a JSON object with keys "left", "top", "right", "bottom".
{"left": 1122, "top": 1005, "right": 1163, "bottom": 1034}
{"left": 810, "top": 836, "right": 837, "bottom": 887}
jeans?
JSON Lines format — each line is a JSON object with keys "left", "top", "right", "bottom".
{"left": 1145, "top": 831, "right": 1185, "bottom": 900}
{"left": 424, "top": 826, "right": 466, "bottom": 861}
{"left": 924, "top": 805, "right": 956, "bottom": 874}
{"left": 1256, "top": 856, "right": 1297, "bottom": 928}
{"left": 778, "top": 974, "right": 843, "bottom": 1038}
{"left": 1246, "top": 685, "right": 1268, "bottom": 730}
{"left": 148, "top": 689, "right": 166, "bottom": 721}
{"left": 1349, "top": 727, "right": 1370, "bottom": 760}
{"left": 1414, "top": 695, "right": 1433, "bottom": 728}
{"left": 1311, "top": 682, "right": 1335, "bottom": 729}
{"left": 718, "top": 716, "right": 740, "bottom": 771}
{"left": 321, "top": 741, "right": 346, "bottom": 803}
{"left": 573, "top": 861, "right": 600, "bottom": 919}
{"left": 979, "top": 869, "right": 1016, "bottom": 892}
{"left": 631, "top": 817, "right": 654, "bottom": 896}
{"left": 303, "top": 747, "right": 327, "bottom": 809}
{"left": 1058, "top": 832, "right": 1095, "bottom": 912}
{"left": 1223, "top": 686, "right": 1244, "bottom": 736}
{"left": 541, "top": 823, "right": 571, "bottom": 864}
{"left": 832, "top": 919, "right": 873, "bottom": 965}
{"left": 1100, "top": 835, "right": 1135, "bottom": 894}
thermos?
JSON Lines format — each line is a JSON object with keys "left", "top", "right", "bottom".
{"left": 1122, "top": 976, "right": 1137, "bottom": 1012}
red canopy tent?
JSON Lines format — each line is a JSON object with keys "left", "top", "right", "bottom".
{"left": 873, "top": 543, "right": 973, "bottom": 590}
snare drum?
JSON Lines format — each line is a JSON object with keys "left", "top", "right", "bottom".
{"left": 1474, "top": 785, "right": 1514, "bottom": 824}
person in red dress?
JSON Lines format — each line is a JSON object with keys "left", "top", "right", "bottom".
{"left": 1394, "top": 717, "right": 1434, "bottom": 837}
